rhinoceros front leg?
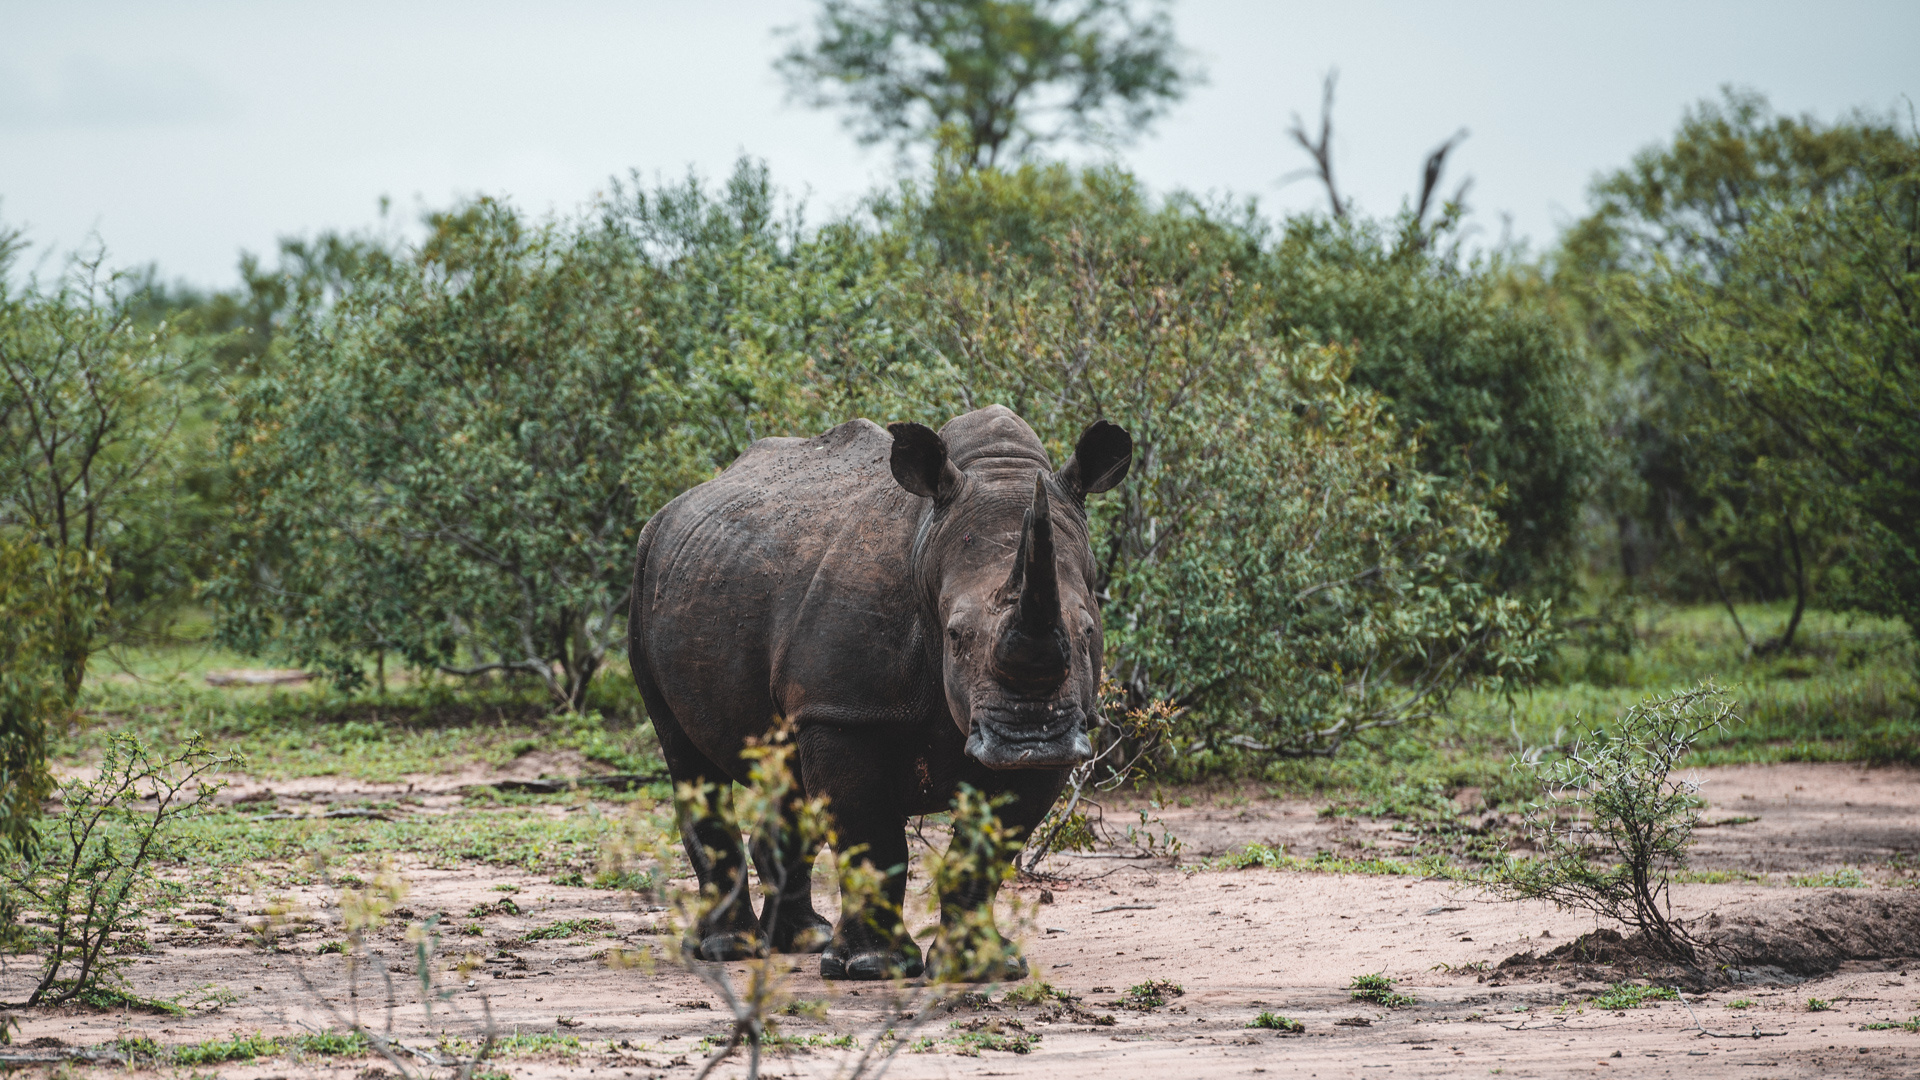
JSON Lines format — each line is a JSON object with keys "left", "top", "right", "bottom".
{"left": 928, "top": 771, "right": 1066, "bottom": 983}
{"left": 800, "top": 727, "right": 924, "bottom": 980}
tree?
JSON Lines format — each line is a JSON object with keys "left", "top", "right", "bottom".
{"left": 1557, "top": 90, "right": 1913, "bottom": 642}
{"left": 1646, "top": 129, "right": 1920, "bottom": 638}
{"left": 898, "top": 229, "right": 1551, "bottom": 760}
{"left": 777, "top": 0, "right": 1197, "bottom": 168}
{"left": 0, "top": 244, "right": 192, "bottom": 679}
{"left": 211, "top": 164, "right": 885, "bottom": 707}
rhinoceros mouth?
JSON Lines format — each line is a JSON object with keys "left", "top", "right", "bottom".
{"left": 964, "top": 705, "right": 1092, "bottom": 769}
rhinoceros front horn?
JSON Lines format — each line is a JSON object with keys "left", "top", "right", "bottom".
{"left": 992, "top": 472, "right": 1070, "bottom": 695}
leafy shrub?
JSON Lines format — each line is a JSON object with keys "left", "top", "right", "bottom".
{"left": 1489, "top": 683, "right": 1738, "bottom": 962}
{"left": 1, "top": 733, "right": 232, "bottom": 1005}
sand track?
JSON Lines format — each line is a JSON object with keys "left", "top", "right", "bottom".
{"left": 6, "top": 762, "right": 1916, "bottom": 1078}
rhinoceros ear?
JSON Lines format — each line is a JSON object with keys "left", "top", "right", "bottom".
{"left": 1056, "top": 419, "right": 1132, "bottom": 498}
{"left": 888, "top": 422, "right": 964, "bottom": 504}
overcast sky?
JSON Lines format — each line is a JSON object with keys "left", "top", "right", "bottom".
{"left": 3, "top": 1, "right": 1915, "bottom": 288}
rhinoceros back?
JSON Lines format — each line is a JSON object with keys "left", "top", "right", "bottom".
{"left": 630, "top": 418, "right": 939, "bottom": 774}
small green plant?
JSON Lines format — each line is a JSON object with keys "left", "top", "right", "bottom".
{"left": 1791, "top": 868, "right": 1866, "bottom": 888}
{"left": 1807, "top": 997, "right": 1832, "bottom": 1012}
{"left": 0, "top": 733, "right": 233, "bottom": 1005}
{"left": 1001, "top": 981, "right": 1069, "bottom": 1006}
{"left": 519, "top": 917, "right": 614, "bottom": 942}
{"left": 1488, "top": 683, "right": 1738, "bottom": 963}
{"left": 1348, "top": 973, "right": 1416, "bottom": 1008}
{"left": 1591, "top": 983, "right": 1678, "bottom": 1010}
{"left": 1120, "top": 979, "right": 1184, "bottom": 1009}
{"left": 1728, "top": 998, "right": 1756, "bottom": 1009}
{"left": 1248, "top": 1011, "right": 1305, "bottom": 1032}
{"left": 1858, "top": 1017, "right": 1920, "bottom": 1032}
{"left": 171, "top": 1033, "right": 284, "bottom": 1066}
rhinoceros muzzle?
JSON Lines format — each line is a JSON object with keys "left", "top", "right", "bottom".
{"left": 964, "top": 705, "right": 1093, "bottom": 769}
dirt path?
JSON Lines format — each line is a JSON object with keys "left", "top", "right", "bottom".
{"left": 6, "top": 762, "right": 1916, "bottom": 1079}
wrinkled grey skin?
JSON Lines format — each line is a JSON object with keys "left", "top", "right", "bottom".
{"left": 629, "top": 406, "right": 1131, "bottom": 980}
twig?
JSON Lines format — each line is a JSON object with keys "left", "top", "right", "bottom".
{"left": 1678, "top": 996, "right": 1787, "bottom": 1038}
{"left": 1090, "top": 904, "right": 1157, "bottom": 914}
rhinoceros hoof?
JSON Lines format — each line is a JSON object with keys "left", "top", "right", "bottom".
{"left": 695, "top": 931, "right": 767, "bottom": 962}
{"left": 929, "top": 950, "right": 1028, "bottom": 984}
{"left": 767, "top": 913, "right": 833, "bottom": 955}
{"left": 820, "top": 947, "right": 925, "bottom": 981}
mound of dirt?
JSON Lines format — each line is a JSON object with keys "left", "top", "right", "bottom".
{"left": 1497, "top": 890, "right": 1920, "bottom": 985}
{"left": 1707, "top": 888, "right": 1920, "bottom": 977}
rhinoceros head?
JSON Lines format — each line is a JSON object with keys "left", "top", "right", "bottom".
{"left": 888, "top": 412, "right": 1132, "bottom": 769}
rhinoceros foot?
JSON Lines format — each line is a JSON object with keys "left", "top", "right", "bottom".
{"left": 820, "top": 942, "right": 925, "bottom": 981}
{"left": 928, "top": 945, "right": 1028, "bottom": 984}
{"left": 694, "top": 931, "right": 767, "bottom": 962}
{"left": 766, "top": 910, "right": 833, "bottom": 954}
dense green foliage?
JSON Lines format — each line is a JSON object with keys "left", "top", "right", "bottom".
{"left": 4, "top": 77, "right": 1912, "bottom": 797}
{"left": 905, "top": 230, "right": 1550, "bottom": 755}
{"left": 210, "top": 169, "right": 873, "bottom": 706}
{"left": 0, "top": 539, "right": 103, "bottom": 855}
{"left": 1553, "top": 90, "right": 1919, "bottom": 648}
{"left": 1643, "top": 132, "right": 1920, "bottom": 637}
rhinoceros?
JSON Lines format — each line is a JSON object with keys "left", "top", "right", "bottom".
{"left": 629, "top": 405, "right": 1131, "bottom": 979}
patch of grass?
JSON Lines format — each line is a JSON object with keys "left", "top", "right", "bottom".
{"left": 764, "top": 1032, "right": 858, "bottom": 1049}
{"left": 490, "top": 1033, "right": 583, "bottom": 1056}
{"left": 171, "top": 1034, "right": 284, "bottom": 1066}
{"left": 1728, "top": 998, "right": 1756, "bottom": 1010}
{"left": 1001, "top": 981, "right": 1070, "bottom": 1006}
{"left": 1858, "top": 1017, "right": 1920, "bottom": 1032}
{"left": 1236, "top": 605, "right": 1914, "bottom": 815}
{"left": 1119, "top": 980, "right": 1184, "bottom": 1009}
{"left": 1591, "top": 983, "right": 1678, "bottom": 1010}
{"left": 1671, "top": 869, "right": 1764, "bottom": 884}
{"left": 1807, "top": 997, "right": 1833, "bottom": 1012}
{"left": 1248, "top": 1011, "right": 1304, "bottom": 1032}
{"left": 1791, "top": 868, "right": 1866, "bottom": 888}
{"left": 292, "top": 1031, "right": 371, "bottom": 1056}
{"left": 1348, "top": 974, "right": 1416, "bottom": 1008}
{"left": 911, "top": 1022, "right": 1041, "bottom": 1056}
{"left": 1212, "top": 844, "right": 1456, "bottom": 878}
{"left": 519, "top": 917, "right": 616, "bottom": 942}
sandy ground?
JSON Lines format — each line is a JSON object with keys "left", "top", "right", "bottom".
{"left": 4, "top": 761, "right": 1916, "bottom": 1079}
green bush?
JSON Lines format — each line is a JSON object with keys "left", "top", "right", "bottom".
{"left": 0, "top": 538, "right": 105, "bottom": 856}
{"left": 211, "top": 164, "right": 871, "bottom": 706}
{"left": 904, "top": 230, "right": 1550, "bottom": 758}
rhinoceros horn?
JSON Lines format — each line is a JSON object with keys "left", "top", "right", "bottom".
{"left": 993, "top": 472, "right": 1069, "bottom": 694}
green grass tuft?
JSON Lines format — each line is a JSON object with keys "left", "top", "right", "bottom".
{"left": 1248, "top": 1011, "right": 1305, "bottom": 1032}
{"left": 1591, "top": 983, "right": 1678, "bottom": 1010}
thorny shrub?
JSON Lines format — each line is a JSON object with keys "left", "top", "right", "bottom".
{"left": 1488, "top": 682, "right": 1739, "bottom": 963}
{"left": 0, "top": 733, "right": 232, "bottom": 1007}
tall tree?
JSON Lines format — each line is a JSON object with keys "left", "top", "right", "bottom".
{"left": 1555, "top": 90, "right": 1911, "bottom": 646}
{"left": 777, "top": 0, "right": 1197, "bottom": 168}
